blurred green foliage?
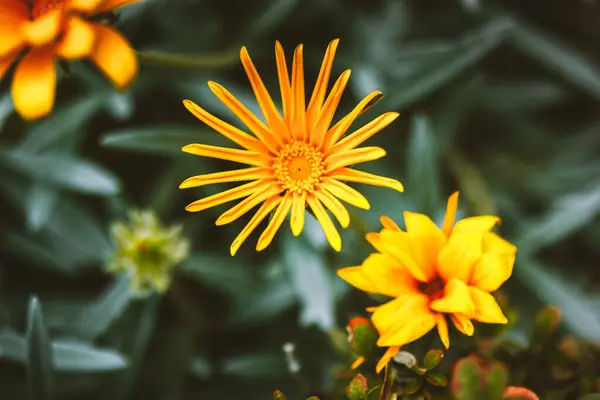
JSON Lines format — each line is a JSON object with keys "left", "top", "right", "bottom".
{"left": 1, "top": 0, "right": 599, "bottom": 399}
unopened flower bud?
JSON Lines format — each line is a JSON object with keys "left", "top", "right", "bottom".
{"left": 346, "top": 317, "right": 377, "bottom": 357}
{"left": 346, "top": 373, "right": 368, "bottom": 400}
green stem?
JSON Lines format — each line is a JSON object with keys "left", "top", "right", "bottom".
{"left": 136, "top": 49, "right": 240, "bottom": 70}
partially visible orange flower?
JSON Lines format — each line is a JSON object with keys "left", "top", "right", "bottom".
{"left": 338, "top": 192, "right": 517, "bottom": 373}
{"left": 180, "top": 40, "right": 403, "bottom": 255}
{"left": 0, "top": 0, "right": 139, "bottom": 120}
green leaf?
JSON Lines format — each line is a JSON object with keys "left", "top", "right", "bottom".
{"left": 283, "top": 232, "right": 335, "bottom": 330}
{"left": 26, "top": 296, "right": 54, "bottom": 400}
{"left": 385, "top": 18, "right": 512, "bottom": 110}
{"left": 508, "top": 15, "right": 600, "bottom": 102}
{"left": 230, "top": 278, "right": 296, "bottom": 326}
{"left": 0, "top": 93, "right": 13, "bottom": 132}
{"left": 181, "top": 253, "right": 258, "bottom": 296}
{"left": 221, "top": 353, "right": 287, "bottom": 378}
{"left": 100, "top": 126, "right": 229, "bottom": 155}
{"left": 1, "top": 150, "right": 121, "bottom": 196}
{"left": 483, "top": 363, "right": 508, "bottom": 400}
{"left": 246, "top": 0, "right": 300, "bottom": 40}
{"left": 517, "top": 183, "right": 600, "bottom": 253}
{"left": 406, "top": 113, "right": 442, "bottom": 215}
{"left": 480, "top": 80, "right": 570, "bottom": 112}
{"left": 423, "top": 349, "right": 444, "bottom": 371}
{"left": 426, "top": 373, "right": 448, "bottom": 387}
{"left": 25, "top": 185, "right": 58, "bottom": 232}
{"left": 530, "top": 306, "right": 561, "bottom": 350}
{"left": 451, "top": 357, "right": 482, "bottom": 400}
{"left": 71, "top": 276, "right": 132, "bottom": 340}
{"left": 0, "top": 330, "right": 128, "bottom": 372}
{"left": 578, "top": 395, "right": 600, "bottom": 400}
{"left": 516, "top": 258, "right": 600, "bottom": 342}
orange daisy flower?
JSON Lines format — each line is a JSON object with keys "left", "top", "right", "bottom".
{"left": 338, "top": 192, "right": 517, "bottom": 373}
{"left": 0, "top": 0, "right": 138, "bottom": 120}
{"left": 180, "top": 39, "right": 403, "bottom": 255}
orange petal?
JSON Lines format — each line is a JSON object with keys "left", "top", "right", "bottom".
{"left": 328, "top": 167, "right": 404, "bottom": 192}
{"left": 330, "top": 111, "right": 399, "bottom": 154}
{"left": 351, "top": 356, "right": 366, "bottom": 370}
{"left": 310, "top": 69, "right": 351, "bottom": 146}
{"left": 436, "top": 313, "right": 450, "bottom": 349}
{"left": 69, "top": 0, "right": 104, "bottom": 12}
{"left": 216, "top": 183, "right": 281, "bottom": 225}
{"left": 376, "top": 346, "right": 401, "bottom": 374}
{"left": 380, "top": 216, "right": 401, "bottom": 231}
{"left": 373, "top": 295, "right": 436, "bottom": 347}
{"left": 0, "top": 5, "right": 26, "bottom": 56}
{"left": 274, "top": 41, "right": 292, "bottom": 130}
{"left": 23, "top": 9, "right": 62, "bottom": 47}
{"left": 307, "top": 194, "right": 341, "bottom": 251}
{"left": 95, "top": 0, "right": 140, "bottom": 13}
{"left": 325, "top": 146, "right": 386, "bottom": 173}
{"left": 0, "top": 50, "right": 20, "bottom": 80}
{"left": 321, "top": 177, "right": 370, "bottom": 210}
{"left": 306, "top": 38, "right": 339, "bottom": 128}
{"left": 55, "top": 16, "right": 96, "bottom": 59}
{"left": 430, "top": 278, "right": 476, "bottom": 317}
{"left": 179, "top": 167, "right": 272, "bottom": 189}
{"left": 450, "top": 313, "right": 474, "bottom": 336}
{"left": 230, "top": 196, "right": 282, "bottom": 256}
{"left": 290, "top": 44, "right": 306, "bottom": 140}
{"left": 404, "top": 211, "right": 446, "bottom": 281}
{"left": 257, "top": 193, "right": 292, "bottom": 251}
{"left": 90, "top": 23, "right": 137, "bottom": 88}
{"left": 182, "top": 144, "right": 269, "bottom": 167}
{"left": 314, "top": 188, "right": 350, "bottom": 228}
{"left": 436, "top": 232, "right": 483, "bottom": 282}
{"left": 468, "top": 286, "right": 508, "bottom": 324}
{"left": 11, "top": 48, "right": 56, "bottom": 120}
{"left": 185, "top": 180, "right": 267, "bottom": 212}
{"left": 442, "top": 191, "right": 459, "bottom": 237}
{"left": 182, "top": 99, "right": 268, "bottom": 153}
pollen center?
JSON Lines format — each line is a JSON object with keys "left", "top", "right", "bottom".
{"left": 273, "top": 140, "right": 325, "bottom": 195}
{"left": 31, "top": 0, "right": 67, "bottom": 18}
{"left": 419, "top": 276, "right": 445, "bottom": 301}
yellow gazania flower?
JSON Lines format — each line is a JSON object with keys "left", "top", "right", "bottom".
{"left": 337, "top": 192, "right": 517, "bottom": 373}
{"left": 180, "top": 39, "right": 403, "bottom": 255}
{"left": 0, "top": 0, "right": 138, "bottom": 120}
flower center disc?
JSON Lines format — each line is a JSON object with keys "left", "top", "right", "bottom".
{"left": 31, "top": 0, "right": 67, "bottom": 18}
{"left": 273, "top": 141, "right": 325, "bottom": 195}
{"left": 419, "top": 276, "right": 445, "bottom": 301}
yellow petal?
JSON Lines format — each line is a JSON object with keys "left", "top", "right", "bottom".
{"left": 257, "top": 194, "right": 292, "bottom": 251}
{"left": 182, "top": 99, "right": 268, "bottom": 153}
{"left": 11, "top": 48, "right": 56, "bottom": 120}
{"left": 208, "top": 81, "right": 280, "bottom": 153}
{"left": 468, "top": 287, "right": 508, "bottom": 324}
{"left": 290, "top": 44, "right": 306, "bottom": 140}
{"left": 216, "top": 183, "right": 281, "bottom": 225}
{"left": 337, "top": 266, "right": 378, "bottom": 293}
{"left": 90, "top": 23, "right": 137, "bottom": 88}
{"left": 351, "top": 356, "right": 366, "bottom": 370}
{"left": 274, "top": 41, "right": 292, "bottom": 130}
{"left": 380, "top": 216, "right": 401, "bottom": 231}
{"left": 96, "top": 0, "right": 140, "bottom": 13}
{"left": 182, "top": 144, "right": 269, "bottom": 167}
{"left": 289, "top": 192, "right": 306, "bottom": 236}
{"left": 322, "top": 90, "right": 384, "bottom": 151}
{"left": 330, "top": 112, "right": 399, "bottom": 153}
{"left": 328, "top": 168, "right": 404, "bottom": 192}
{"left": 321, "top": 177, "right": 370, "bottom": 210}
{"left": 436, "top": 313, "right": 450, "bottom": 349}
{"left": 55, "top": 16, "right": 96, "bottom": 59}
{"left": 373, "top": 295, "right": 436, "bottom": 347}
{"left": 310, "top": 69, "right": 351, "bottom": 145}
{"left": 325, "top": 146, "right": 386, "bottom": 173}
{"left": 436, "top": 232, "right": 482, "bottom": 282}
{"left": 404, "top": 211, "right": 446, "bottom": 281}
{"left": 361, "top": 253, "right": 417, "bottom": 298}
{"left": 230, "top": 196, "right": 282, "bottom": 256}
{"left": 69, "top": 0, "right": 104, "bottom": 12}
{"left": 306, "top": 38, "right": 339, "bottom": 127}
{"left": 307, "top": 194, "right": 341, "bottom": 252}
{"left": 179, "top": 167, "right": 271, "bottom": 189}
{"left": 378, "top": 229, "right": 428, "bottom": 282}
{"left": 453, "top": 216, "right": 501, "bottom": 234}
{"left": 376, "top": 346, "right": 400, "bottom": 374}
{"left": 240, "top": 46, "right": 287, "bottom": 141}
{"left": 314, "top": 188, "right": 350, "bottom": 228}
{"left": 23, "top": 9, "right": 62, "bottom": 47}
{"left": 430, "top": 278, "right": 476, "bottom": 317}
{"left": 450, "top": 313, "right": 474, "bottom": 336}
{"left": 470, "top": 251, "right": 515, "bottom": 292}
{"left": 442, "top": 191, "right": 459, "bottom": 237}
{"left": 483, "top": 232, "right": 517, "bottom": 255}
{"left": 185, "top": 180, "right": 267, "bottom": 212}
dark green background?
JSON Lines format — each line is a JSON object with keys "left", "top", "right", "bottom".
{"left": 1, "top": 0, "right": 599, "bottom": 399}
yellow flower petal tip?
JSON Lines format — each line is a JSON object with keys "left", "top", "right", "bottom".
{"left": 341, "top": 192, "right": 517, "bottom": 353}
{"left": 180, "top": 40, "right": 403, "bottom": 253}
